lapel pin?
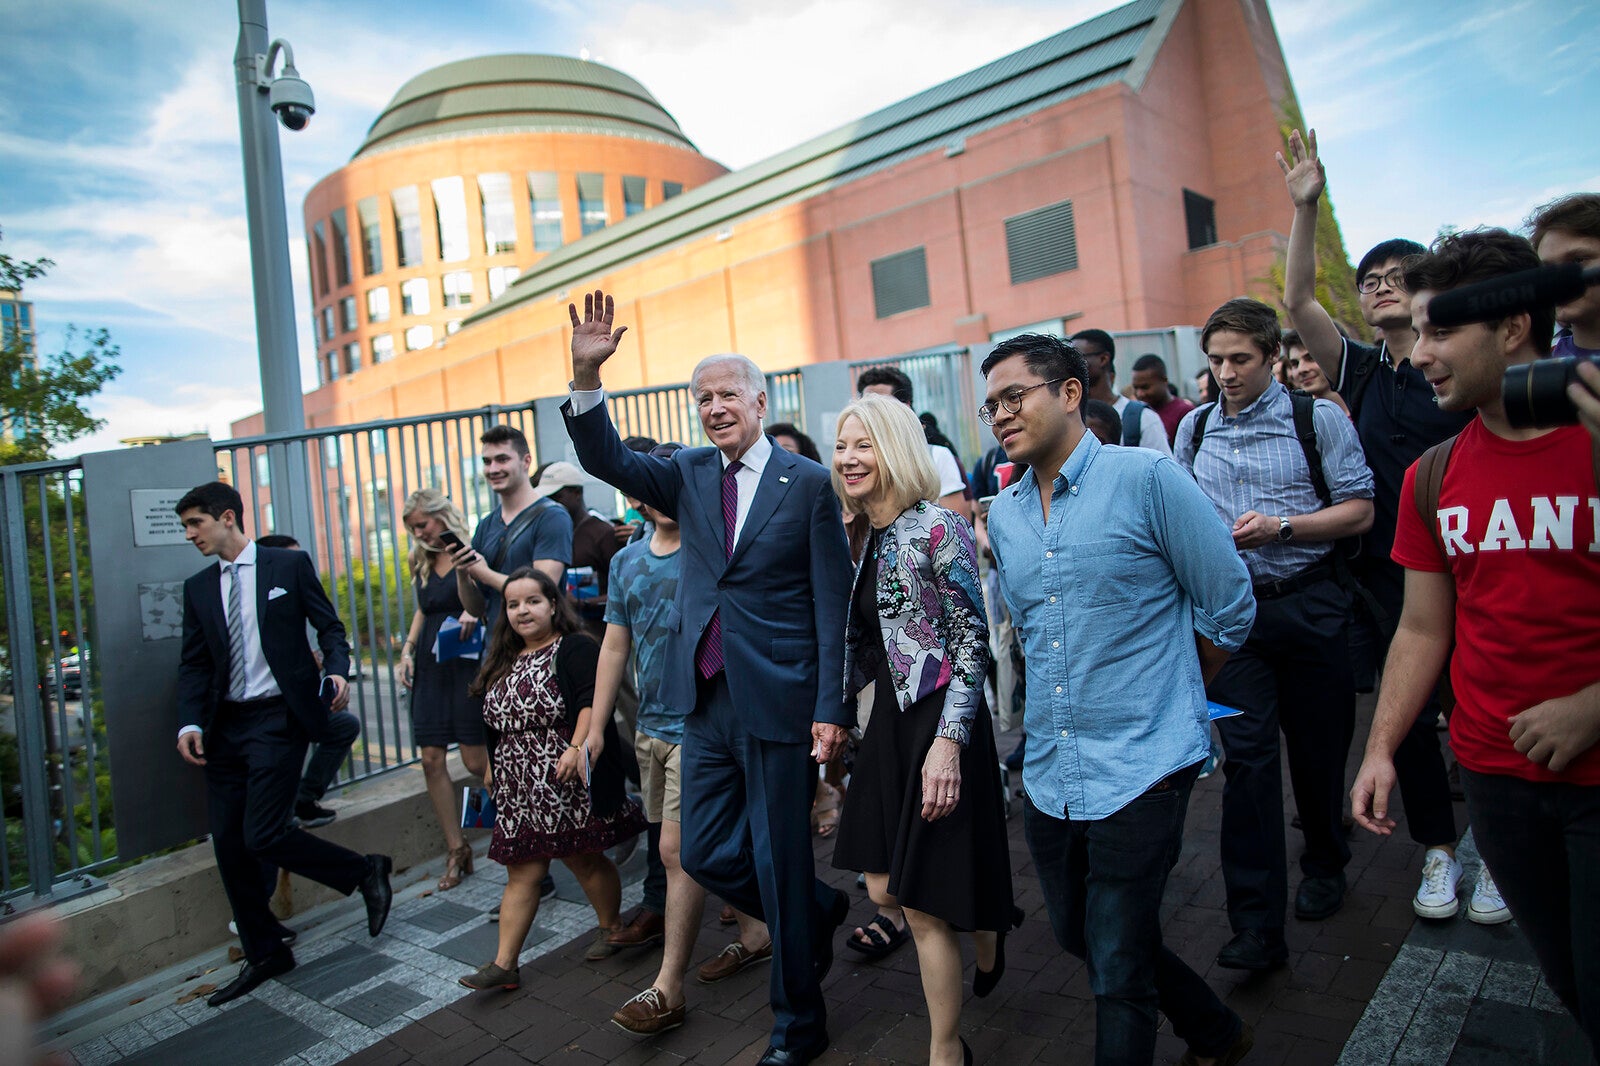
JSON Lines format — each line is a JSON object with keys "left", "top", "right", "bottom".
{"left": 779, "top": 475, "right": 789, "bottom": 484}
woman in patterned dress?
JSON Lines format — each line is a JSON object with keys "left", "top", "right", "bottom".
{"left": 458, "top": 568, "right": 646, "bottom": 991}
{"left": 829, "top": 395, "right": 1016, "bottom": 1066}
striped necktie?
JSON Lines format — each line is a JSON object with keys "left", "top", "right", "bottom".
{"left": 226, "top": 562, "right": 249, "bottom": 700}
{"left": 695, "top": 459, "right": 742, "bottom": 679}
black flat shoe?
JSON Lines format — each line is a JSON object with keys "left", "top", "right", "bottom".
{"left": 974, "top": 906, "right": 1023, "bottom": 998}
{"left": 359, "top": 854, "right": 393, "bottom": 937}
{"left": 208, "top": 949, "right": 295, "bottom": 1007}
{"left": 812, "top": 887, "right": 849, "bottom": 984}
{"left": 1215, "top": 929, "right": 1287, "bottom": 972}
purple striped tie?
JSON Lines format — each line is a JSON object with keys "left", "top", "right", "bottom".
{"left": 695, "top": 459, "right": 742, "bottom": 679}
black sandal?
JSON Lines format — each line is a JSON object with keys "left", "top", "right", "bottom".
{"left": 843, "top": 913, "right": 908, "bottom": 959}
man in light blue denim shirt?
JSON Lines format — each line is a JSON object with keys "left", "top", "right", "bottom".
{"left": 983, "top": 334, "right": 1256, "bottom": 1066}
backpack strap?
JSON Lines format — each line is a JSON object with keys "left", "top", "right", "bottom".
{"left": 1120, "top": 400, "right": 1147, "bottom": 447}
{"left": 1413, "top": 433, "right": 1460, "bottom": 559}
{"left": 1289, "top": 390, "right": 1331, "bottom": 508}
{"left": 1187, "top": 402, "right": 1219, "bottom": 457}
{"left": 1341, "top": 339, "right": 1382, "bottom": 422}
{"left": 490, "top": 497, "right": 553, "bottom": 573}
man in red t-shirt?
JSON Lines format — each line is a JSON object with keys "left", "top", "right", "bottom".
{"left": 1350, "top": 229, "right": 1600, "bottom": 1059}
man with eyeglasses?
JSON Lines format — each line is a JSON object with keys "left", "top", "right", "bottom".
{"left": 982, "top": 333, "right": 1257, "bottom": 1066}
{"left": 1279, "top": 130, "right": 1482, "bottom": 925}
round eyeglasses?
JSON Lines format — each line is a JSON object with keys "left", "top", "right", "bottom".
{"left": 1358, "top": 269, "right": 1406, "bottom": 295}
{"left": 979, "top": 378, "right": 1066, "bottom": 425}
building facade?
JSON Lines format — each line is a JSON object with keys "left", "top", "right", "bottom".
{"left": 235, "top": 0, "right": 1321, "bottom": 439}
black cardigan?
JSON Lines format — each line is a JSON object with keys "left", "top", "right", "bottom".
{"left": 483, "top": 633, "right": 631, "bottom": 818}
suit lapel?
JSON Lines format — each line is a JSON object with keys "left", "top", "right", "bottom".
{"left": 202, "top": 563, "right": 228, "bottom": 649}
{"left": 728, "top": 445, "right": 796, "bottom": 568}
{"left": 254, "top": 548, "right": 274, "bottom": 626}
{"left": 693, "top": 450, "right": 727, "bottom": 555}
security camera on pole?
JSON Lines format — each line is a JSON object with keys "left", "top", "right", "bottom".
{"left": 233, "top": 0, "right": 316, "bottom": 551}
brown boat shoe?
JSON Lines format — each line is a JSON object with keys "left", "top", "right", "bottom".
{"left": 695, "top": 939, "right": 773, "bottom": 984}
{"left": 612, "top": 986, "right": 687, "bottom": 1034}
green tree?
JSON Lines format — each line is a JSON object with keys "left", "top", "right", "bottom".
{"left": 1259, "top": 102, "right": 1370, "bottom": 341}
{"left": 2, "top": 228, "right": 123, "bottom": 465}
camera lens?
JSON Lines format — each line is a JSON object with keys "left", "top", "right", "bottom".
{"left": 1503, "top": 355, "right": 1600, "bottom": 428}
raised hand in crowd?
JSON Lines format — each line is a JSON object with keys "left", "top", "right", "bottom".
{"left": 1277, "top": 127, "right": 1324, "bottom": 209}
{"left": 569, "top": 289, "right": 630, "bottom": 388}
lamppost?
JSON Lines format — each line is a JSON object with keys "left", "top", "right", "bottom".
{"left": 233, "top": 0, "right": 315, "bottom": 546}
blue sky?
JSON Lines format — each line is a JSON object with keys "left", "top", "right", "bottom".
{"left": 1, "top": 0, "right": 1596, "bottom": 454}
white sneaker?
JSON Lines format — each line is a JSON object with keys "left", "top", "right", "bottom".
{"left": 1467, "top": 866, "right": 1512, "bottom": 925}
{"left": 1413, "top": 847, "right": 1463, "bottom": 918}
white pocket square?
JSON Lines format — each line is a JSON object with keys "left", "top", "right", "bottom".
{"left": 267, "top": 586, "right": 288, "bottom": 600}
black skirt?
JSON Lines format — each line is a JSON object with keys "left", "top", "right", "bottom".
{"left": 831, "top": 544, "right": 1013, "bottom": 932}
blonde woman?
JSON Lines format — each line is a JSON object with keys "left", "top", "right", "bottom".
{"left": 830, "top": 395, "right": 1016, "bottom": 1066}
{"left": 399, "top": 488, "right": 488, "bottom": 889}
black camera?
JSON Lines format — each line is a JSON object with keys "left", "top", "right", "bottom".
{"left": 1503, "top": 355, "right": 1600, "bottom": 429}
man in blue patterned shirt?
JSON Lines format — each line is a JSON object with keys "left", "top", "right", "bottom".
{"left": 1175, "top": 298, "right": 1374, "bottom": 972}
{"left": 984, "top": 333, "right": 1256, "bottom": 1066}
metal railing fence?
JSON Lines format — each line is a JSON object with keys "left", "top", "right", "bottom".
{"left": 0, "top": 457, "right": 113, "bottom": 902}
{"left": 849, "top": 346, "right": 983, "bottom": 470}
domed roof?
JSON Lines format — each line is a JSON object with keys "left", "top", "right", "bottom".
{"left": 354, "top": 54, "right": 701, "bottom": 158}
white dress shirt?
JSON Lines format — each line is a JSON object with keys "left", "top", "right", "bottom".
{"left": 569, "top": 386, "right": 773, "bottom": 546}
{"left": 179, "top": 540, "right": 280, "bottom": 737}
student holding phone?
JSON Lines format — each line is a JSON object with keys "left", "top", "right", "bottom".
{"left": 400, "top": 489, "right": 490, "bottom": 891}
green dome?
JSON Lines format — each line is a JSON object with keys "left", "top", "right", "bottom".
{"left": 355, "top": 54, "right": 700, "bottom": 158}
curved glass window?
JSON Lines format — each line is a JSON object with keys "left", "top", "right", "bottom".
{"left": 528, "top": 172, "right": 563, "bottom": 251}
{"left": 479, "top": 173, "right": 517, "bottom": 255}
{"left": 400, "top": 277, "right": 430, "bottom": 316}
{"left": 404, "top": 324, "right": 434, "bottom": 351}
{"left": 392, "top": 186, "right": 423, "bottom": 268}
{"left": 432, "top": 177, "right": 469, "bottom": 263}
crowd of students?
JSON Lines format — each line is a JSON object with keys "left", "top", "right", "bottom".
{"left": 163, "top": 129, "right": 1600, "bottom": 1066}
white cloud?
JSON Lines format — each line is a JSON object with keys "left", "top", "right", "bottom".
{"left": 56, "top": 381, "right": 265, "bottom": 458}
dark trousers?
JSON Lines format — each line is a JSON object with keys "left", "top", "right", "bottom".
{"left": 296, "top": 710, "right": 361, "bottom": 806}
{"left": 1208, "top": 575, "right": 1354, "bottom": 935}
{"left": 1023, "top": 765, "right": 1239, "bottom": 1066}
{"left": 1351, "top": 558, "right": 1457, "bottom": 847}
{"left": 680, "top": 675, "right": 834, "bottom": 1051}
{"left": 207, "top": 699, "right": 368, "bottom": 963}
{"left": 1462, "top": 768, "right": 1600, "bottom": 1058}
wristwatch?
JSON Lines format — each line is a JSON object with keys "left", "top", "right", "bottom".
{"left": 1277, "top": 516, "right": 1294, "bottom": 542}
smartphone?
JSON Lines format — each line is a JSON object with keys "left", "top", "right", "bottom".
{"left": 977, "top": 494, "right": 997, "bottom": 516}
{"left": 439, "top": 530, "right": 464, "bottom": 551}
{"left": 319, "top": 675, "right": 339, "bottom": 708}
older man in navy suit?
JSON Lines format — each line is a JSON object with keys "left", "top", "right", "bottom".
{"left": 564, "top": 291, "right": 852, "bottom": 1065}
{"left": 174, "top": 481, "right": 393, "bottom": 1007}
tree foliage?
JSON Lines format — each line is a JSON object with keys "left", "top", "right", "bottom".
{"left": 1, "top": 227, "right": 123, "bottom": 465}
{"left": 1260, "top": 100, "right": 1371, "bottom": 341}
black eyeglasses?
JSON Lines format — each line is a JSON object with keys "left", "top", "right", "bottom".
{"left": 1358, "top": 269, "right": 1406, "bottom": 294}
{"left": 979, "top": 379, "right": 1065, "bottom": 425}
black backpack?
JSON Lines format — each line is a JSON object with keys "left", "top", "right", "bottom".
{"left": 1188, "top": 391, "right": 1384, "bottom": 623}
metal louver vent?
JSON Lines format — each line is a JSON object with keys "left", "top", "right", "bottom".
{"left": 1005, "top": 200, "right": 1077, "bottom": 285}
{"left": 871, "top": 247, "right": 931, "bottom": 319}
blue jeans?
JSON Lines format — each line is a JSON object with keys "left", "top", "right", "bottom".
{"left": 1461, "top": 767, "right": 1600, "bottom": 1059}
{"left": 1023, "top": 764, "right": 1239, "bottom": 1066}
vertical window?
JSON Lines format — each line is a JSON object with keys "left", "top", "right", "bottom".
{"left": 623, "top": 176, "right": 647, "bottom": 217}
{"left": 323, "top": 351, "right": 338, "bottom": 383}
{"left": 432, "top": 176, "right": 469, "bottom": 262}
{"left": 391, "top": 186, "right": 423, "bottom": 268}
{"left": 366, "top": 286, "right": 390, "bottom": 324}
{"left": 404, "top": 324, "right": 434, "bottom": 351}
{"left": 329, "top": 208, "right": 352, "bottom": 287}
{"left": 256, "top": 453, "right": 271, "bottom": 486}
{"left": 576, "top": 173, "right": 607, "bottom": 235}
{"left": 527, "top": 171, "right": 563, "bottom": 251}
{"left": 371, "top": 333, "right": 395, "bottom": 364}
{"left": 442, "top": 271, "right": 474, "bottom": 308}
{"left": 1183, "top": 189, "right": 1218, "bottom": 250}
{"left": 487, "top": 265, "right": 521, "bottom": 299}
{"left": 478, "top": 173, "right": 517, "bottom": 255}
{"left": 357, "top": 196, "right": 383, "bottom": 275}
{"left": 344, "top": 342, "right": 361, "bottom": 374}
{"left": 339, "top": 295, "right": 356, "bottom": 334}
{"left": 310, "top": 221, "right": 328, "bottom": 296}
{"left": 662, "top": 180, "right": 683, "bottom": 201}
{"left": 311, "top": 312, "right": 322, "bottom": 344}
{"left": 400, "top": 278, "right": 430, "bottom": 316}
{"left": 321, "top": 306, "right": 334, "bottom": 340}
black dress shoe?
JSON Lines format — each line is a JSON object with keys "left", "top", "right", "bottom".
{"left": 1295, "top": 873, "right": 1347, "bottom": 921}
{"left": 1215, "top": 929, "right": 1287, "bottom": 972}
{"left": 756, "top": 1036, "right": 829, "bottom": 1065}
{"left": 974, "top": 905, "right": 1024, "bottom": 998}
{"left": 359, "top": 854, "right": 393, "bottom": 937}
{"left": 208, "top": 949, "right": 295, "bottom": 1006}
{"left": 812, "top": 887, "right": 849, "bottom": 984}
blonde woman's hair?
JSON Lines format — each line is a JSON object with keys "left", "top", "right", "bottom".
{"left": 831, "top": 394, "right": 940, "bottom": 518}
{"left": 401, "top": 487, "right": 471, "bottom": 584}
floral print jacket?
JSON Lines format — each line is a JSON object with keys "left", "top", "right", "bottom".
{"left": 843, "top": 501, "right": 990, "bottom": 746}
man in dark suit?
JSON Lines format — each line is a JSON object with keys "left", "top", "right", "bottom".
{"left": 174, "top": 482, "right": 393, "bottom": 1007}
{"left": 563, "top": 291, "right": 853, "bottom": 1066}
